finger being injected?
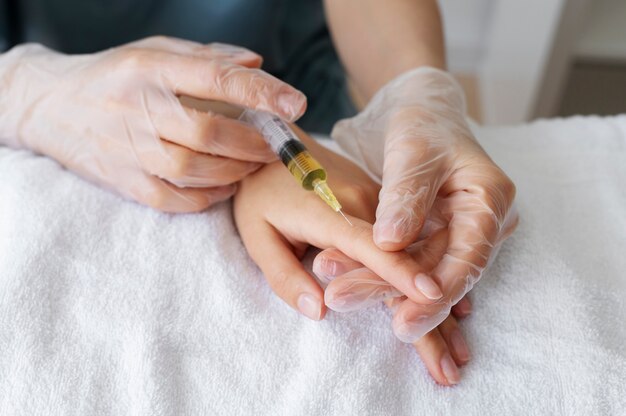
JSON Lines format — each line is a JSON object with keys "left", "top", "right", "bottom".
{"left": 239, "top": 109, "right": 352, "bottom": 226}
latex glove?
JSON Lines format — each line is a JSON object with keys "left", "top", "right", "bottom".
{"left": 316, "top": 196, "right": 516, "bottom": 343}
{"left": 0, "top": 37, "right": 306, "bottom": 212}
{"left": 232, "top": 127, "right": 474, "bottom": 385}
{"left": 233, "top": 125, "right": 455, "bottom": 319}
{"left": 329, "top": 67, "right": 518, "bottom": 342}
{"left": 313, "top": 231, "right": 475, "bottom": 386}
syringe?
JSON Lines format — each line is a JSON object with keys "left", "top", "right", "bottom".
{"left": 239, "top": 109, "right": 352, "bottom": 226}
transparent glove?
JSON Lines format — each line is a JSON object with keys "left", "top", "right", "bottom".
{"left": 0, "top": 36, "right": 306, "bottom": 212}
{"left": 326, "top": 67, "right": 519, "bottom": 342}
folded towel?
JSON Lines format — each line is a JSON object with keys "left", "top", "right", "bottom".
{"left": 0, "top": 115, "right": 624, "bottom": 415}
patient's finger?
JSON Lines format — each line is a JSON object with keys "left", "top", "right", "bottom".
{"left": 312, "top": 247, "right": 363, "bottom": 284}
{"left": 296, "top": 216, "right": 444, "bottom": 305}
{"left": 392, "top": 297, "right": 450, "bottom": 343}
{"left": 240, "top": 221, "right": 326, "bottom": 321}
{"left": 313, "top": 249, "right": 401, "bottom": 311}
{"left": 316, "top": 229, "right": 450, "bottom": 313}
{"left": 437, "top": 315, "right": 470, "bottom": 365}
{"left": 312, "top": 233, "right": 446, "bottom": 279}
{"left": 382, "top": 299, "right": 464, "bottom": 385}
{"left": 411, "top": 319, "right": 461, "bottom": 386}
{"left": 451, "top": 296, "right": 472, "bottom": 318}
{"left": 324, "top": 268, "right": 402, "bottom": 312}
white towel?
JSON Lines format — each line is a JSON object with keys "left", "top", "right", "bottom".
{"left": 0, "top": 116, "right": 625, "bottom": 415}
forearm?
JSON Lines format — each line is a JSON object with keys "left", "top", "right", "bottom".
{"left": 324, "top": 0, "right": 445, "bottom": 102}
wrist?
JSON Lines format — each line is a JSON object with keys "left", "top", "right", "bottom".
{"left": 363, "top": 56, "right": 447, "bottom": 102}
{"left": 375, "top": 67, "right": 467, "bottom": 119}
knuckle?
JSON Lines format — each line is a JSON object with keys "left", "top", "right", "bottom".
{"left": 168, "top": 151, "right": 192, "bottom": 179}
{"left": 239, "top": 71, "right": 278, "bottom": 103}
{"left": 115, "top": 48, "right": 153, "bottom": 71}
{"left": 193, "top": 114, "right": 219, "bottom": 148}
{"left": 474, "top": 168, "right": 516, "bottom": 218}
{"left": 207, "top": 60, "right": 231, "bottom": 86}
{"left": 500, "top": 175, "right": 517, "bottom": 205}
{"left": 470, "top": 249, "right": 490, "bottom": 270}
{"left": 493, "top": 174, "right": 517, "bottom": 220}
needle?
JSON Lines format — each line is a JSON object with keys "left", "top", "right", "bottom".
{"left": 338, "top": 209, "right": 353, "bottom": 226}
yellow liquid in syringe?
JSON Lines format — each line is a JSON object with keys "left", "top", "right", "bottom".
{"left": 239, "top": 109, "right": 352, "bottom": 225}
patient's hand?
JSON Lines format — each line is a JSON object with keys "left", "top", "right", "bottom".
{"left": 233, "top": 126, "right": 470, "bottom": 385}
{"left": 314, "top": 229, "right": 473, "bottom": 386}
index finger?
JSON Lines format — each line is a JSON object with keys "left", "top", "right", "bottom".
{"left": 289, "top": 214, "right": 444, "bottom": 305}
{"left": 130, "top": 37, "right": 263, "bottom": 68}
{"left": 320, "top": 227, "right": 450, "bottom": 312}
{"left": 160, "top": 55, "right": 307, "bottom": 122}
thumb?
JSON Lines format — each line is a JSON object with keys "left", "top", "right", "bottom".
{"left": 374, "top": 134, "right": 451, "bottom": 251}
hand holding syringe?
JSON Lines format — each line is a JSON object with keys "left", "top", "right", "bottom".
{"left": 239, "top": 109, "right": 353, "bottom": 225}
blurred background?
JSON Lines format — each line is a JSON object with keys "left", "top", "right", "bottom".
{"left": 440, "top": 0, "right": 626, "bottom": 124}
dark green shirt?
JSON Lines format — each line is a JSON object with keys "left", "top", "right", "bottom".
{"left": 0, "top": 0, "right": 355, "bottom": 133}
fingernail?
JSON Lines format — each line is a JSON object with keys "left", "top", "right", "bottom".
{"left": 297, "top": 293, "right": 321, "bottom": 321}
{"left": 278, "top": 92, "right": 306, "bottom": 121}
{"left": 440, "top": 352, "right": 460, "bottom": 385}
{"left": 450, "top": 329, "right": 470, "bottom": 362}
{"left": 414, "top": 273, "right": 443, "bottom": 300}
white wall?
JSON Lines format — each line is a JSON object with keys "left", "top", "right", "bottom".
{"left": 439, "top": 0, "right": 584, "bottom": 124}
{"left": 438, "top": 0, "right": 494, "bottom": 73}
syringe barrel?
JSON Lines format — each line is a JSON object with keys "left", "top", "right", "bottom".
{"left": 239, "top": 109, "right": 344, "bottom": 213}
{"left": 239, "top": 109, "right": 326, "bottom": 190}
{"left": 239, "top": 109, "right": 297, "bottom": 154}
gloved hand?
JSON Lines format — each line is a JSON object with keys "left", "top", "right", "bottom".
{"left": 327, "top": 67, "right": 518, "bottom": 342}
{"left": 313, "top": 230, "right": 475, "bottom": 386}
{"left": 0, "top": 36, "right": 306, "bottom": 212}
